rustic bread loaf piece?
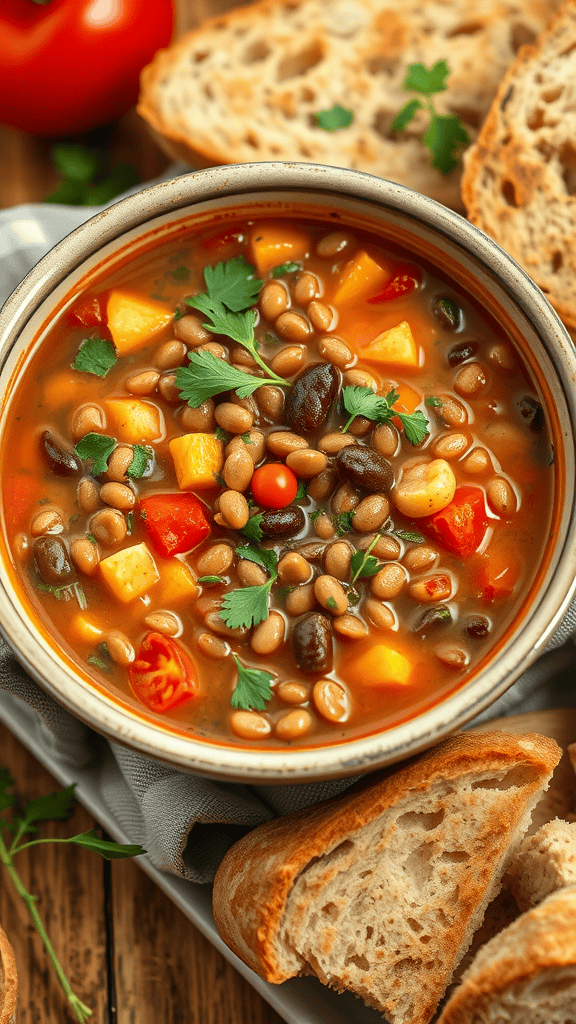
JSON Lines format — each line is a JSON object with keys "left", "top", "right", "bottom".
{"left": 0, "top": 923, "right": 17, "bottom": 1024}
{"left": 462, "top": 0, "right": 576, "bottom": 329}
{"left": 436, "top": 885, "right": 576, "bottom": 1023}
{"left": 138, "top": 0, "right": 559, "bottom": 210}
{"left": 506, "top": 817, "right": 576, "bottom": 910}
{"left": 212, "top": 731, "right": 560, "bottom": 1024}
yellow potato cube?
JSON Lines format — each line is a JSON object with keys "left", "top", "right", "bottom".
{"left": 393, "top": 459, "right": 457, "bottom": 518}
{"left": 360, "top": 320, "right": 419, "bottom": 367}
{"left": 169, "top": 433, "right": 223, "bottom": 491}
{"left": 70, "top": 612, "right": 104, "bottom": 645}
{"left": 249, "top": 223, "right": 311, "bottom": 276}
{"left": 154, "top": 559, "right": 199, "bottom": 604}
{"left": 107, "top": 289, "right": 173, "bottom": 356}
{"left": 343, "top": 643, "right": 414, "bottom": 688}
{"left": 332, "top": 250, "right": 391, "bottom": 306}
{"left": 104, "top": 398, "right": 163, "bottom": 444}
{"left": 99, "top": 543, "right": 159, "bottom": 603}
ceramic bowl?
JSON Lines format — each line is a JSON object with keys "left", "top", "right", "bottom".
{"left": 1, "top": 162, "right": 576, "bottom": 783}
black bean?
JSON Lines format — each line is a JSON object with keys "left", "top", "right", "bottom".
{"left": 447, "top": 340, "right": 479, "bottom": 367}
{"left": 40, "top": 429, "right": 81, "bottom": 477}
{"left": 464, "top": 614, "right": 491, "bottom": 639}
{"left": 292, "top": 612, "right": 333, "bottom": 675}
{"left": 432, "top": 296, "right": 462, "bottom": 331}
{"left": 34, "top": 536, "right": 74, "bottom": 586}
{"left": 260, "top": 506, "right": 305, "bottom": 539}
{"left": 411, "top": 605, "right": 452, "bottom": 635}
{"left": 335, "top": 445, "right": 394, "bottom": 493}
{"left": 518, "top": 396, "right": 544, "bottom": 432}
{"left": 285, "top": 362, "right": 340, "bottom": 434}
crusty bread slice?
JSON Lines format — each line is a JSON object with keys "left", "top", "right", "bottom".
{"left": 436, "top": 885, "right": 576, "bottom": 1024}
{"left": 462, "top": 0, "right": 576, "bottom": 329}
{"left": 212, "top": 731, "right": 560, "bottom": 1024}
{"left": 137, "top": 0, "right": 560, "bottom": 211}
{"left": 0, "top": 924, "right": 17, "bottom": 1024}
{"left": 506, "top": 817, "right": 576, "bottom": 910}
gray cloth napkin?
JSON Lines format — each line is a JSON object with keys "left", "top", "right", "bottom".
{"left": 1, "top": 173, "right": 575, "bottom": 884}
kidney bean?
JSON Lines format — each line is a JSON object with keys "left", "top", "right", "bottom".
{"left": 464, "top": 614, "right": 492, "bottom": 639}
{"left": 294, "top": 271, "right": 320, "bottom": 304}
{"left": 285, "top": 583, "right": 317, "bottom": 616}
{"left": 285, "top": 362, "right": 340, "bottom": 434}
{"left": 411, "top": 605, "right": 452, "bottom": 635}
{"left": 333, "top": 614, "right": 368, "bottom": 640}
{"left": 352, "top": 494, "right": 390, "bottom": 532}
{"left": 312, "top": 679, "right": 349, "bottom": 722}
{"left": 40, "top": 430, "right": 81, "bottom": 477}
{"left": 292, "top": 612, "right": 333, "bottom": 675}
{"left": 34, "top": 536, "right": 73, "bottom": 586}
{"left": 277, "top": 681, "right": 309, "bottom": 705}
{"left": 125, "top": 369, "right": 161, "bottom": 395}
{"left": 364, "top": 599, "right": 396, "bottom": 630}
{"left": 230, "top": 711, "right": 271, "bottom": 739}
{"left": 260, "top": 506, "right": 305, "bottom": 539}
{"left": 277, "top": 552, "right": 312, "bottom": 585}
{"left": 181, "top": 399, "right": 216, "bottom": 433}
{"left": 447, "top": 340, "right": 478, "bottom": 366}
{"left": 196, "top": 633, "right": 230, "bottom": 659}
{"left": 336, "top": 445, "right": 394, "bottom": 493}
{"left": 70, "top": 537, "right": 99, "bottom": 576}
{"left": 314, "top": 575, "right": 348, "bottom": 616}
{"left": 144, "top": 611, "right": 180, "bottom": 636}
{"left": 251, "top": 611, "right": 285, "bottom": 655}
{"left": 219, "top": 490, "right": 250, "bottom": 530}
{"left": 31, "top": 509, "right": 64, "bottom": 536}
{"left": 275, "top": 709, "right": 313, "bottom": 741}
{"left": 286, "top": 448, "right": 327, "bottom": 479}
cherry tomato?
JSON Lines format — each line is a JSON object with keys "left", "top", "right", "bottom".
{"left": 0, "top": 0, "right": 174, "bottom": 137}
{"left": 251, "top": 463, "right": 298, "bottom": 510}
{"left": 140, "top": 493, "right": 211, "bottom": 558}
{"left": 129, "top": 633, "right": 198, "bottom": 714}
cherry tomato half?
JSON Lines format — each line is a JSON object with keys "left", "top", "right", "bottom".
{"left": 128, "top": 633, "right": 199, "bottom": 714}
{"left": 251, "top": 463, "right": 298, "bottom": 510}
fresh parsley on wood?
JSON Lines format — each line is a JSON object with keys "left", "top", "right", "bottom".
{"left": 390, "top": 60, "right": 470, "bottom": 174}
{"left": 0, "top": 769, "right": 144, "bottom": 1023}
{"left": 342, "top": 385, "right": 429, "bottom": 444}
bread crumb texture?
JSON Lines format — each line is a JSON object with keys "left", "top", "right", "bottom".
{"left": 437, "top": 885, "right": 576, "bottom": 1023}
{"left": 212, "top": 731, "right": 560, "bottom": 1024}
{"left": 462, "top": 0, "right": 576, "bottom": 328}
{"left": 506, "top": 817, "right": 576, "bottom": 910}
{"left": 137, "top": 0, "right": 560, "bottom": 210}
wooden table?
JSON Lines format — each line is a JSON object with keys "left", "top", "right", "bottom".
{"left": 0, "top": 1, "right": 284, "bottom": 1020}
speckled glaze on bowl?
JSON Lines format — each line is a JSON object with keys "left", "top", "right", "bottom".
{"left": 1, "top": 162, "right": 576, "bottom": 783}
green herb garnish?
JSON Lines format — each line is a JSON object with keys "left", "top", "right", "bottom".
{"left": 390, "top": 60, "right": 470, "bottom": 174}
{"left": 333, "top": 511, "right": 355, "bottom": 536}
{"left": 87, "top": 654, "right": 110, "bottom": 672}
{"left": 314, "top": 104, "right": 354, "bottom": 131}
{"left": 176, "top": 351, "right": 285, "bottom": 407}
{"left": 271, "top": 262, "right": 300, "bottom": 278}
{"left": 71, "top": 337, "right": 117, "bottom": 377}
{"left": 425, "top": 396, "right": 444, "bottom": 408}
{"left": 342, "top": 386, "right": 429, "bottom": 444}
{"left": 230, "top": 656, "right": 274, "bottom": 711}
{"left": 0, "top": 770, "right": 145, "bottom": 1023}
{"left": 349, "top": 534, "right": 383, "bottom": 589}
{"left": 44, "top": 143, "right": 139, "bottom": 207}
{"left": 220, "top": 546, "right": 278, "bottom": 629}
{"left": 74, "top": 433, "right": 116, "bottom": 475}
{"left": 170, "top": 264, "right": 190, "bottom": 281}
{"left": 394, "top": 529, "right": 425, "bottom": 543}
{"left": 240, "top": 513, "right": 264, "bottom": 542}
{"left": 198, "top": 575, "right": 224, "bottom": 584}
{"left": 126, "top": 444, "right": 152, "bottom": 479}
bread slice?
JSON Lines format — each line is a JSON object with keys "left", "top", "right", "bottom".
{"left": 0, "top": 924, "right": 17, "bottom": 1024}
{"left": 137, "top": 0, "right": 560, "bottom": 210}
{"left": 462, "top": 0, "right": 576, "bottom": 330}
{"left": 436, "top": 885, "right": 576, "bottom": 1023}
{"left": 212, "top": 731, "right": 560, "bottom": 1024}
{"left": 506, "top": 817, "right": 576, "bottom": 910}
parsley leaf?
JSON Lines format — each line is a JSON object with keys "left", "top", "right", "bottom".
{"left": 333, "top": 511, "right": 355, "bottom": 536}
{"left": 220, "top": 547, "right": 278, "bottom": 629}
{"left": 236, "top": 545, "right": 278, "bottom": 576}
{"left": 126, "top": 444, "right": 152, "bottom": 478}
{"left": 394, "top": 529, "right": 425, "bottom": 543}
{"left": 314, "top": 104, "right": 354, "bottom": 131}
{"left": 175, "top": 351, "right": 279, "bottom": 406}
{"left": 349, "top": 547, "right": 382, "bottom": 581}
{"left": 231, "top": 656, "right": 274, "bottom": 711}
{"left": 425, "top": 396, "right": 443, "bottom": 408}
{"left": 390, "top": 97, "right": 424, "bottom": 134}
{"left": 202, "top": 255, "right": 262, "bottom": 313}
{"left": 71, "top": 337, "right": 117, "bottom": 377}
{"left": 271, "top": 261, "right": 300, "bottom": 278}
{"left": 341, "top": 386, "right": 429, "bottom": 445}
{"left": 170, "top": 264, "right": 190, "bottom": 281}
{"left": 74, "top": 432, "right": 115, "bottom": 475}
{"left": 198, "top": 575, "right": 223, "bottom": 584}
{"left": 424, "top": 112, "right": 470, "bottom": 174}
{"left": 240, "top": 512, "right": 264, "bottom": 542}
{"left": 390, "top": 60, "right": 469, "bottom": 175}
{"left": 404, "top": 59, "right": 450, "bottom": 95}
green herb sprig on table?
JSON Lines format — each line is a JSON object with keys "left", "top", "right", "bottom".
{"left": 341, "top": 385, "right": 429, "bottom": 444}
{"left": 314, "top": 104, "right": 354, "bottom": 131}
{"left": 0, "top": 769, "right": 145, "bottom": 1023}
{"left": 390, "top": 60, "right": 470, "bottom": 174}
{"left": 44, "top": 143, "right": 140, "bottom": 207}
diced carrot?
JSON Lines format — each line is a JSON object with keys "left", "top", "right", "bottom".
{"left": 99, "top": 543, "right": 160, "bottom": 603}
{"left": 107, "top": 289, "right": 173, "bottom": 356}
{"left": 104, "top": 398, "right": 163, "bottom": 444}
{"left": 248, "top": 223, "right": 311, "bottom": 277}
{"left": 70, "top": 612, "right": 104, "bottom": 645}
{"left": 474, "top": 548, "right": 523, "bottom": 603}
{"left": 331, "top": 250, "right": 392, "bottom": 307}
{"left": 42, "top": 370, "right": 94, "bottom": 408}
{"left": 169, "top": 433, "right": 223, "bottom": 491}
{"left": 153, "top": 559, "right": 199, "bottom": 604}
{"left": 342, "top": 642, "right": 414, "bottom": 688}
{"left": 358, "top": 320, "right": 420, "bottom": 367}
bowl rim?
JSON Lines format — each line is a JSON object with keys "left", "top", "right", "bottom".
{"left": 1, "top": 160, "right": 576, "bottom": 782}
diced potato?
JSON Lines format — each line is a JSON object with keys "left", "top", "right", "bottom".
{"left": 104, "top": 398, "right": 163, "bottom": 444}
{"left": 43, "top": 370, "right": 94, "bottom": 408}
{"left": 99, "top": 543, "right": 159, "bottom": 603}
{"left": 394, "top": 459, "right": 457, "bottom": 518}
{"left": 359, "top": 320, "right": 419, "bottom": 367}
{"left": 70, "top": 612, "right": 104, "bottom": 644}
{"left": 331, "top": 250, "right": 391, "bottom": 306}
{"left": 153, "top": 559, "right": 199, "bottom": 604}
{"left": 343, "top": 643, "right": 414, "bottom": 688}
{"left": 169, "top": 433, "right": 223, "bottom": 491}
{"left": 107, "top": 289, "right": 173, "bottom": 356}
{"left": 249, "top": 223, "right": 311, "bottom": 276}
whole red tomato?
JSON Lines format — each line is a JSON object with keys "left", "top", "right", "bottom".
{"left": 0, "top": 0, "right": 173, "bottom": 136}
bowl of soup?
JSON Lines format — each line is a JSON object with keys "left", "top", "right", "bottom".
{"left": 0, "top": 162, "right": 575, "bottom": 782}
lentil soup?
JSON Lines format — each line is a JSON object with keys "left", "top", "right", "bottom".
{"left": 0, "top": 214, "right": 554, "bottom": 748}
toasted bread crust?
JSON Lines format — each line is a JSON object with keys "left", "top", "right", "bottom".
{"left": 0, "top": 924, "right": 17, "bottom": 1024}
{"left": 212, "top": 731, "right": 560, "bottom": 1022}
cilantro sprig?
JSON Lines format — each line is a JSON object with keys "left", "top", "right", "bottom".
{"left": 74, "top": 434, "right": 151, "bottom": 477}
{"left": 0, "top": 770, "right": 145, "bottom": 1023}
{"left": 342, "top": 386, "right": 429, "bottom": 444}
{"left": 346, "top": 533, "right": 384, "bottom": 603}
{"left": 219, "top": 546, "right": 278, "bottom": 629}
{"left": 390, "top": 60, "right": 470, "bottom": 174}
{"left": 71, "top": 337, "right": 116, "bottom": 377}
{"left": 314, "top": 104, "right": 354, "bottom": 131}
{"left": 231, "top": 656, "right": 274, "bottom": 711}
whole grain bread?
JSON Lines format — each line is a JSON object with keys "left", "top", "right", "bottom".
{"left": 137, "top": 0, "right": 559, "bottom": 211}
{"left": 436, "top": 885, "right": 576, "bottom": 1024}
{"left": 0, "top": 924, "right": 17, "bottom": 1024}
{"left": 506, "top": 817, "right": 576, "bottom": 910}
{"left": 462, "top": 0, "right": 576, "bottom": 329}
{"left": 212, "top": 731, "right": 560, "bottom": 1024}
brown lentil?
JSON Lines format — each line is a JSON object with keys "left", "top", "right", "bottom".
{"left": 196, "top": 633, "right": 230, "bottom": 659}
{"left": 180, "top": 399, "right": 216, "bottom": 433}
{"left": 352, "top": 494, "right": 390, "bottom": 533}
{"left": 270, "top": 345, "right": 305, "bottom": 378}
{"left": 286, "top": 448, "right": 327, "bottom": 479}
{"left": 174, "top": 313, "right": 212, "bottom": 347}
{"left": 154, "top": 339, "right": 187, "bottom": 370}
{"left": 197, "top": 543, "right": 234, "bottom": 577}
{"left": 294, "top": 271, "right": 320, "bottom": 305}
{"left": 70, "top": 537, "right": 99, "bottom": 575}
{"left": 275, "top": 311, "right": 311, "bottom": 343}
{"left": 275, "top": 709, "right": 313, "bottom": 741}
{"left": 277, "top": 681, "right": 309, "bottom": 705}
{"left": 333, "top": 614, "right": 368, "bottom": 641}
{"left": 259, "top": 280, "right": 289, "bottom": 321}
{"left": 277, "top": 552, "right": 313, "bottom": 585}
{"left": 314, "top": 575, "right": 348, "bottom": 616}
{"left": 143, "top": 611, "right": 180, "bottom": 636}
{"left": 251, "top": 611, "right": 285, "bottom": 655}
{"left": 371, "top": 562, "right": 408, "bottom": 600}
{"left": 318, "top": 335, "right": 353, "bottom": 369}
{"left": 125, "top": 370, "right": 160, "bottom": 396}
{"left": 31, "top": 509, "right": 64, "bottom": 536}
{"left": 90, "top": 508, "right": 127, "bottom": 546}
{"left": 71, "top": 404, "right": 104, "bottom": 439}
{"left": 408, "top": 573, "right": 453, "bottom": 603}
{"left": 99, "top": 481, "right": 135, "bottom": 511}
{"left": 308, "top": 301, "right": 335, "bottom": 333}
{"left": 267, "top": 431, "right": 309, "bottom": 457}
{"left": 230, "top": 710, "right": 271, "bottom": 739}
{"left": 486, "top": 476, "right": 518, "bottom": 517}
{"left": 215, "top": 403, "right": 253, "bottom": 434}
{"left": 219, "top": 490, "right": 249, "bottom": 530}
{"left": 312, "top": 679, "right": 349, "bottom": 723}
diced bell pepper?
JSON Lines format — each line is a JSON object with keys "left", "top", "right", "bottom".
{"left": 140, "top": 492, "right": 211, "bottom": 557}
{"left": 421, "top": 485, "right": 489, "bottom": 558}
{"left": 367, "top": 263, "right": 421, "bottom": 303}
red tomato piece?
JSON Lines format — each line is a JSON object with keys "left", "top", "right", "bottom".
{"left": 129, "top": 633, "right": 199, "bottom": 713}
{"left": 201, "top": 229, "right": 244, "bottom": 252}
{"left": 251, "top": 463, "right": 298, "bottom": 510}
{"left": 421, "top": 486, "right": 489, "bottom": 559}
{"left": 475, "top": 550, "right": 522, "bottom": 603}
{"left": 367, "top": 263, "right": 421, "bottom": 303}
{"left": 67, "top": 296, "right": 106, "bottom": 329}
{"left": 140, "top": 493, "right": 211, "bottom": 558}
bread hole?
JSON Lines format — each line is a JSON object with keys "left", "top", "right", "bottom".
{"left": 510, "top": 22, "right": 536, "bottom": 51}
{"left": 365, "top": 925, "right": 373, "bottom": 939}
{"left": 366, "top": 54, "right": 396, "bottom": 75}
{"left": 406, "top": 917, "right": 423, "bottom": 933}
{"left": 359, "top": 869, "right": 373, "bottom": 879}
{"left": 396, "top": 809, "right": 445, "bottom": 831}
{"left": 439, "top": 850, "right": 470, "bottom": 864}
{"left": 472, "top": 766, "right": 536, "bottom": 790}
{"left": 203, "top": 83, "right": 214, "bottom": 101}
{"left": 192, "top": 50, "right": 209, "bottom": 63}
{"left": 552, "top": 251, "right": 564, "bottom": 273}
{"left": 527, "top": 108, "right": 546, "bottom": 131}
{"left": 419, "top": 934, "right": 432, "bottom": 944}
{"left": 300, "top": 86, "right": 316, "bottom": 102}
{"left": 321, "top": 901, "right": 339, "bottom": 920}
{"left": 530, "top": 971, "right": 576, "bottom": 997}
{"left": 393, "top": 956, "right": 422, "bottom": 977}
{"left": 242, "top": 40, "right": 271, "bottom": 64}
{"left": 372, "top": 108, "right": 397, "bottom": 141}
{"left": 559, "top": 40, "right": 576, "bottom": 58}
{"left": 402, "top": 845, "right": 434, "bottom": 886}
{"left": 500, "top": 85, "right": 514, "bottom": 111}
{"left": 345, "top": 952, "right": 370, "bottom": 971}
{"left": 560, "top": 141, "right": 576, "bottom": 195}
{"left": 299, "top": 145, "right": 313, "bottom": 158}
{"left": 244, "top": 132, "right": 260, "bottom": 150}
{"left": 536, "top": 138, "right": 553, "bottom": 162}
{"left": 500, "top": 180, "right": 519, "bottom": 207}
{"left": 277, "top": 40, "right": 324, "bottom": 81}
{"left": 446, "top": 20, "right": 484, "bottom": 37}
{"left": 542, "top": 85, "right": 564, "bottom": 104}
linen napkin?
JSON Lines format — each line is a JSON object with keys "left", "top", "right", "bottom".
{"left": 1, "top": 173, "right": 575, "bottom": 884}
